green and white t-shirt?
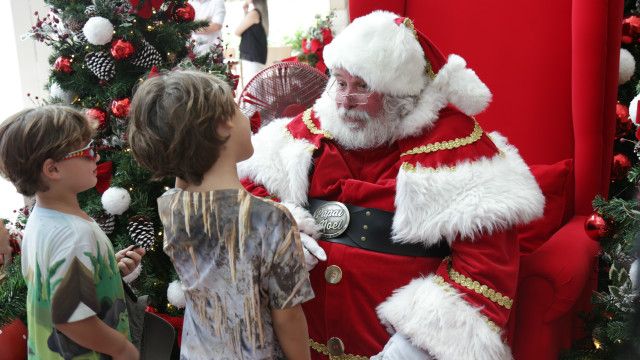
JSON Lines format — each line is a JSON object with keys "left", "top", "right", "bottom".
{"left": 21, "top": 206, "right": 130, "bottom": 359}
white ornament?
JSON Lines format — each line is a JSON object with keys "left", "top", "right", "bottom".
{"left": 631, "top": 259, "right": 639, "bottom": 291}
{"left": 167, "top": 280, "right": 186, "bottom": 309}
{"left": 630, "top": 94, "right": 640, "bottom": 125}
{"left": 101, "top": 187, "right": 131, "bottom": 215}
{"left": 619, "top": 48, "right": 636, "bottom": 85}
{"left": 49, "top": 83, "right": 74, "bottom": 104}
{"left": 82, "top": 17, "right": 114, "bottom": 45}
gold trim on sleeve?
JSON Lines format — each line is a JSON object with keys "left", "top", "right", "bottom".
{"left": 309, "top": 339, "right": 369, "bottom": 360}
{"left": 445, "top": 259, "right": 513, "bottom": 310}
{"left": 303, "top": 108, "right": 333, "bottom": 139}
{"left": 400, "top": 121, "right": 483, "bottom": 157}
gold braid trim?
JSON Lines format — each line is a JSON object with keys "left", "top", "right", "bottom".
{"left": 309, "top": 339, "right": 369, "bottom": 360}
{"left": 302, "top": 108, "right": 333, "bottom": 139}
{"left": 432, "top": 275, "right": 502, "bottom": 334}
{"left": 443, "top": 258, "right": 513, "bottom": 310}
{"left": 400, "top": 18, "right": 435, "bottom": 79}
{"left": 400, "top": 120, "right": 483, "bottom": 157}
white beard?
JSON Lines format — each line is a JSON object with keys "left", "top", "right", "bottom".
{"left": 313, "top": 90, "right": 402, "bottom": 150}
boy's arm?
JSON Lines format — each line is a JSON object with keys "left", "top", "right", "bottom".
{"left": 271, "top": 305, "right": 311, "bottom": 360}
{"left": 56, "top": 316, "right": 138, "bottom": 359}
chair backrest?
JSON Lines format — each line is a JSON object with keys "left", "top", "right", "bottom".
{"left": 349, "top": 0, "right": 621, "bottom": 216}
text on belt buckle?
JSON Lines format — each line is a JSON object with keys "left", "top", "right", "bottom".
{"left": 312, "top": 201, "right": 350, "bottom": 238}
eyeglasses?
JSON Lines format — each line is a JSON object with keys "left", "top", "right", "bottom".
{"left": 328, "top": 79, "right": 374, "bottom": 105}
{"left": 62, "top": 140, "right": 98, "bottom": 161}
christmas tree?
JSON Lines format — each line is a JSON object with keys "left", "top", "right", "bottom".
{"left": 562, "top": 1, "right": 640, "bottom": 358}
{"left": 0, "top": 0, "right": 236, "bottom": 328}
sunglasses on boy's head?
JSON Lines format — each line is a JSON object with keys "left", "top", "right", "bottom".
{"left": 62, "top": 140, "right": 98, "bottom": 161}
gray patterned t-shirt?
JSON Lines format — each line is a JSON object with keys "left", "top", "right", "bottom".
{"left": 158, "top": 188, "right": 314, "bottom": 360}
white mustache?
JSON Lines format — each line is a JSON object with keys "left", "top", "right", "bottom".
{"left": 337, "top": 108, "right": 371, "bottom": 122}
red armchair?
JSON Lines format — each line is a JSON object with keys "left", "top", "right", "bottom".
{"left": 349, "top": 1, "right": 621, "bottom": 359}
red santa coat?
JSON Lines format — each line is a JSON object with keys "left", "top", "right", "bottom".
{"left": 239, "top": 52, "right": 544, "bottom": 358}
{"left": 240, "top": 106, "right": 544, "bottom": 359}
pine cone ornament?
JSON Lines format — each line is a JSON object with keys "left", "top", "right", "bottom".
{"left": 65, "top": 17, "right": 86, "bottom": 32}
{"left": 130, "top": 40, "right": 162, "bottom": 69}
{"left": 73, "top": 31, "right": 88, "bottom": 44}
{"left": 85, "top": 5, "right": 97, "bottom": 17}
{"left": 85, "top": 51, "right": 116, "bottom": 81}
{"left": 95, "top": 212, "right": 116, "bottom": 235}
{"left": 128, "top": 215, "right": 155, "bottom": 250}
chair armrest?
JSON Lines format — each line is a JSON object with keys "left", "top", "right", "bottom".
{"left": 519, "top": 216, "right": 600, "bottom": 322}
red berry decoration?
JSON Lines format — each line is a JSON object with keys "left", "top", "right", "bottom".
{"left": 111, "top": 98, "right": 131, "bottom": 118}
{"left": 615, "top": 103, "right": 633, "bottom": 138}
{"left": 622, "top": 16, "right": 640, "bottom": 44}
{"left": 173, "top": 3, "right": 195, "bottom": 22}
{"left": 54, "top": 56, "right": 73, "bottom": 74}
{"left": 110, "top": 39, "right": 135, "bottom": 60}
{"left": 86, "top": 108, "right": 108, "bottom": 130}
{"left": 584, "top": 213, "right": 608, "bottom": 240}
{"left": 611, "top": 153, "right": 632, "bottom": 181}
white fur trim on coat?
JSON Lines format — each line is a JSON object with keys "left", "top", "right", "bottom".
{"left": 237, "top": 118, "right": 314, "bottom": 205}
{"left": 377, "top": 276, "right": 512, "bottom": 360}
{"left": 392, "top": 132, "right": 544, "bottom": 246}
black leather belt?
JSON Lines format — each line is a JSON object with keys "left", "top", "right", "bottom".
{"left": 308, "top": 199, "right": 450, "bottom": 258}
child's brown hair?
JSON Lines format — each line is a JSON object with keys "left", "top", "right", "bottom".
{"left": 127, "top": 70, "right": 236, "bottom": 185}
{"left": 0, "top": 105, "right": 94, "bottom": 196}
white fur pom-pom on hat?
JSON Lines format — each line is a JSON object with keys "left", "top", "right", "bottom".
{"left": 101, "top": 187, "right": 131, "bottom": 215}
{"left": 434, "top": 54, "right": 492, "bottom": 116}
{"left": 49, "top": 83, "right": 75, "bottom": 104}
{"left": 619, "top": 48, "right": 636, "bottom": 85}
{"left": 82, "top": 17, "right": 114, "bottom": 45}
{"left": 167, "top": 280, "right": 186, "bottom": 309}
{"left": 629, "top": 93, "right": 640, "bottom": 125}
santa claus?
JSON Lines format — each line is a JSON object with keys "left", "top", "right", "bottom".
{"left": 240, "top": 10, "right": 544, "bottom": 360}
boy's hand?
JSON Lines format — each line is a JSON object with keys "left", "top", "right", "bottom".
{"left": 115, "top": 245, "right": 146, "bottom": 277}
{"left": 0, "top": 223, "right": 12, "bottom": 266}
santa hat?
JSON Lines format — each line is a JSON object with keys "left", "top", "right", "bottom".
{"left": 323, "top": 10, "right": 491, "bottom": 116}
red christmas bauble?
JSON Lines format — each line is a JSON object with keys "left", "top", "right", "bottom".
{"left": 54, "top": 56, "right": 73, "bottom": 74}
{"left": 321, "top": 27, "right": 333, "bottom": 45}
{"left": 173, "top": 3, "right": 195, "bottom": 22}
{"left": 111, "top": 98, "right": 131, "bottom": 118}
{"left": 302, "top": 38, "right": 322, "bottom": 55}
{"left": 0, "top": 319, "right": 28, "bottom": 359}
{"left": 615, "top": 103, "right": 633, "bottom": 138}
{"left": 86, "top": 108, "right": 108, "bottom": 130}
{"left": 623, "top": 16, "right": 640, "bottom": 44}
{"left": 110, "top": 39, "right": 135, "bottom": 60}
{"left": 584, "top": 213, "right": 608, "bottom": 240}
{"left": 611, "top": 153, "right": 632, "bottom": 181}
{"left": 636, "top": 126, "right": 640, "bottom": 141}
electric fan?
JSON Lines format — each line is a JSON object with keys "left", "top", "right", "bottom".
{"left": 238, "top": 62, "right": 329, "bottom": 131}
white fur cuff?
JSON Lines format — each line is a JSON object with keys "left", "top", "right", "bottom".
{"left": 377, "top": 276, "right": 512, "bottom": 360}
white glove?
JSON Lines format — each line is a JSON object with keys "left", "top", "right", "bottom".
{"left": 300, "top": 232, "right": 327, "bottom": 271}
{"left": 371, "top": 333, "right": 434, "bottom": 360}
{"left": 282, "top": 202, "right": 327, "bottom": 271}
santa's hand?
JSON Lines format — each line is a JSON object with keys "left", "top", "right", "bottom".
{"left": 371, "top": 333, "right": 434, "bottom": 360}
{"left": 300, "top": 232, "right": 326, "bottom": 271}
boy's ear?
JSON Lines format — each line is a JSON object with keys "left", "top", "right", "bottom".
{"left": 42, "top": 158, "right": 62, "bottom": 181}
{"left": 216, "top": 118, "right": 234, "bottom": 137}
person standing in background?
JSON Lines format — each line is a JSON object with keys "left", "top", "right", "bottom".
{"left": 235, "top": 0, "right": 268, "bottom": 83}
{"left": 191, "top": 0, "right": 227, "bottom": 56}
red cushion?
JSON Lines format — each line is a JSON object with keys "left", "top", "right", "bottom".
{"left": 517, "top": 159, "right": 573, "bottom": 254}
